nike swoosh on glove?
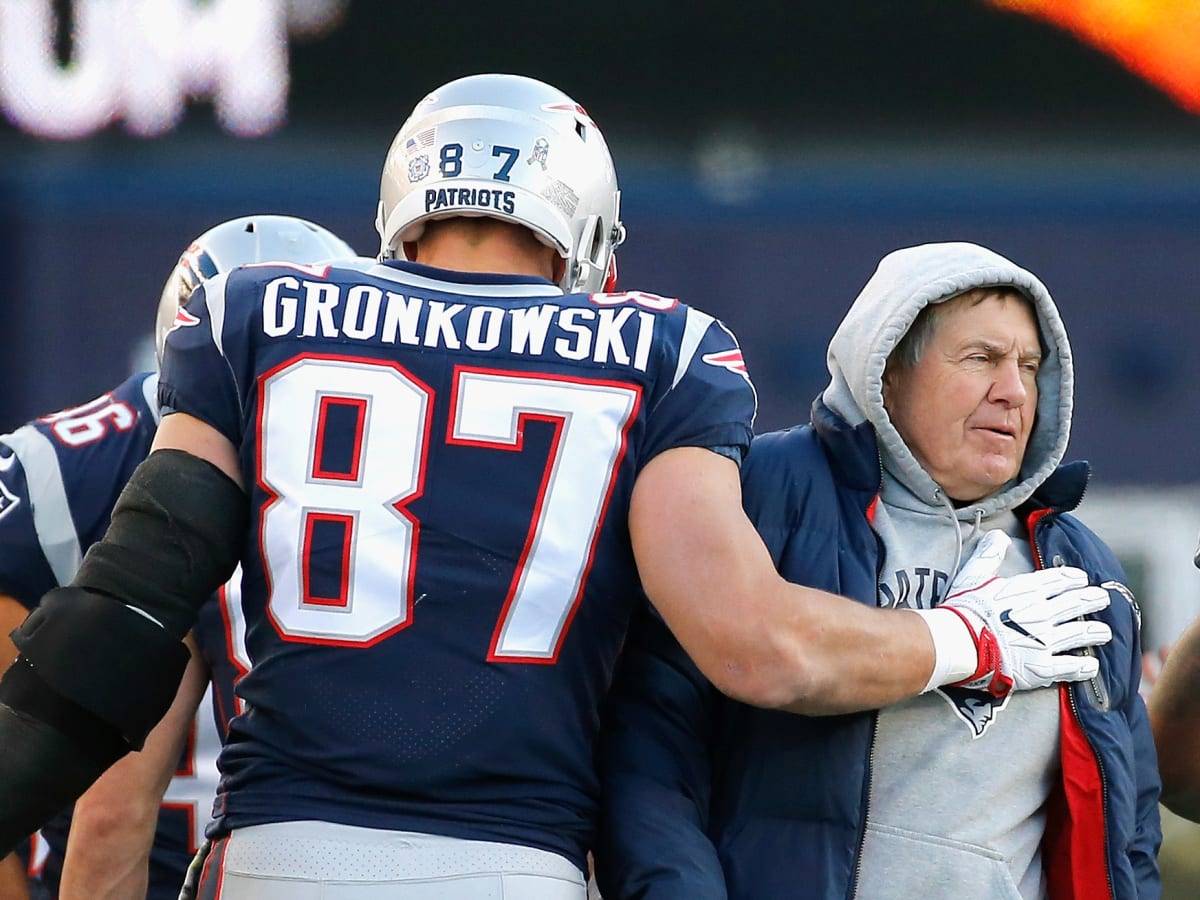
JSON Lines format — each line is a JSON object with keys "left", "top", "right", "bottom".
{"left": 941, "top": 530, "right": 1113, "bottom": 697}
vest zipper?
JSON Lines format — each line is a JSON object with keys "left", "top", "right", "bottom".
{"left": 851, "top": 458, "right": 886, "bottom": 900}
{"left": 849, "top": 709, "right": 878, "bottom": 900}
{"left": 1035, "top": 514, "right": 1114, "bottom": 898}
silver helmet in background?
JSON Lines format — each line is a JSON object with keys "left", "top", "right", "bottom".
{"left": 155, "top": 214, "right": 356, "bottom": 365}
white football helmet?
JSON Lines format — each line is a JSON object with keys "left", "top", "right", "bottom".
{"left": 376, "top": 73, "right": 625, "bottom": 294}
{"left": 154, "top": 214, "right": 356, "bottom": 364}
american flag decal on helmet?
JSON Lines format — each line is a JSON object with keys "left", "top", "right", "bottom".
{"left": 405, "top": 127, "right": 437, "bottom": 154}
{"left": 701, "top": 349, "right": 748, "bottom": 376}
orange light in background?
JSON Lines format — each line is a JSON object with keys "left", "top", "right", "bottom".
{"left": 986, "top": 0, "right": 1200, "bottom": 114}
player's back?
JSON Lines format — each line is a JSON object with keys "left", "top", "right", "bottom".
{"left": 158, "top": 258, "right": 756, "bottom": 868}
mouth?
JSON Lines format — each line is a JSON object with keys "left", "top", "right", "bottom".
{"left": 975, "top": 425, "right": 1016, "bottom": 439}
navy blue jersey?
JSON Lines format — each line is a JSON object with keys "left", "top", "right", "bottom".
{"left": 0, "top": 373, "right": 160, "bottom": 607}
{"left": 158, "top": 259, "right": 757, "bottom": 869}
{"left": 0, "top": 374, "right": 244, "bottom": 900}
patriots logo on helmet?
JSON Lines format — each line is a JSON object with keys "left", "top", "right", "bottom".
{"left": 938, "top": 684, "right": 1011, "bottom": 738}
{"left": 543, "top": 101, "right": 594, "bottom": 123}
{"left": 177, "top": 245, "right": 218, "bottom": 290}
{"left": 702, "top": 349, "right": 748, "bottom": 377}
{"left": 168, "top": 307, "right": 201, "bottom": 337}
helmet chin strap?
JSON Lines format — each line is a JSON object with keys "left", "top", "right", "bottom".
{"left": 376, "top": 200, "right": 402, "bottom": 260}
{"left": 564, "top": 215, "right": 600, "bottom": 294}
{"left": 564, "top": 213, "right": 625, "bottom": 294}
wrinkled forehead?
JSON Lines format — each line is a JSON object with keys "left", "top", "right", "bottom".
{"left": 933, "top": 286, "right": 1043, "bottom": 347}
{"left": 940, "top": 285, "right": 1033, "bottom": 314}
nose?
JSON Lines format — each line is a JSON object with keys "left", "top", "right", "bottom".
{"left": 989, "top": 359, "right": 1030, "bottom": 407}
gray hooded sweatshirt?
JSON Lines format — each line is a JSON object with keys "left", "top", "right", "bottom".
{"left": 821, "top": 242, "right": 1074, "bottom": 900}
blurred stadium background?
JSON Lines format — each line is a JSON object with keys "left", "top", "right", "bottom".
{"left": 2, "top": 0, "right": 1199, "bottom": 893}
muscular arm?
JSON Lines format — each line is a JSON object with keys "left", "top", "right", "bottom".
{"left": 58, "top": 636, "right": 211, "bottom": 900}
{"left": 150, "top": 412, "right": 243, "bottom": 487}
{"left": 1148, "top": 616, "right": 1200, "bottom": 821}
{"left": 630, "top": 446, "right": 935, "bottom": 713}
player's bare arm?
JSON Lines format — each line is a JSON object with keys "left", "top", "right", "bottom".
{"left": 631, "top": 446, "right": 1110, "bottom": 714}
{"left": 58, "top": 636, "right": 211, "bottom": 900}
{"left": 630, "top": 446, "right": 937, "bottom": 713}
{"left": 150, "top": 412, "right": 244, "bottom": 488}
{"left": 1148, "top": 616, "right": 1200, "bottom": 821}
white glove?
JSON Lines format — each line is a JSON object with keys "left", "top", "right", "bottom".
{"left": 920, "top": 530, "right": 1113, "bottom": 697}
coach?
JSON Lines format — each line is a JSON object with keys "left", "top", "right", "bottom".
{"left": 597, "top": 242, "right": 1160, "bottom": 900}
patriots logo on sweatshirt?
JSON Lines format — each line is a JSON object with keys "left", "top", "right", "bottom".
{"left": 938, "top": 684, "right": 1011, "bottom": 739}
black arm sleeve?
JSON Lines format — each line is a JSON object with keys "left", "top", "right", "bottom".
{"left": 0, "top": 700, "right": 113, "bottom": 856}
{"left": 74, "top": 448, "right": 248, "bottom": 639}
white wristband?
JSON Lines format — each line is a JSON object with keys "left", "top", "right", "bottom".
{"left": 913, "top": 607, "right": 979, "bottom": 692}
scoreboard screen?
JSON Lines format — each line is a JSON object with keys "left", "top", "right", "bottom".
{"left": 0, "top": 0, "right": 346, "bottom": 139}
{"left": 1, "top": 1, "right": 1198, "bottom": 144}
{"left": 988, "top": 0, "right": 1200, "bottom": 114}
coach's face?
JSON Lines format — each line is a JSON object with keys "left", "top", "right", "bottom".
{"left": 883, "top": 291, "right": 1041, "bottom": 503}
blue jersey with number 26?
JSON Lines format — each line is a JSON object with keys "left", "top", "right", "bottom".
{"left": 158, "top": 259, "right": 757, "bottom": 871}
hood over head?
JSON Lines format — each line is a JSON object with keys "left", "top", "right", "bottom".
{"left": 822, "top": 241, "right": 1072, "bottom": 519}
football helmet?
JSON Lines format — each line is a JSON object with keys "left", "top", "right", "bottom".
{"left": 376, "top": 73, "right": 625, "bottom": 294}
{"left": 154, "top": 214, "right": 356, "bottom": 365}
